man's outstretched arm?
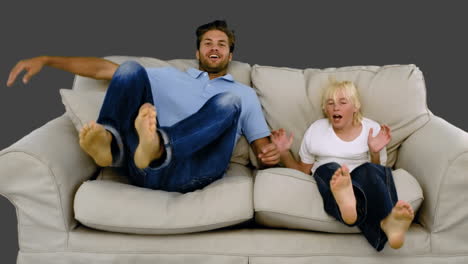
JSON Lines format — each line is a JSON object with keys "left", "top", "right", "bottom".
{"left": 7, "top": 56, "right": 119, "bottom": 87}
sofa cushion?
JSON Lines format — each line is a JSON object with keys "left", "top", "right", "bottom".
{"left": 253, "top": 167, "right": 423, "bottom": 233}
{"left": 250, "top": 64, "right": 431, "bottom": 168}
{"left": 59, "top": 89, "right": 104, "bottom": 131}
{"left": 74, "top": 163, "right": 254, "bottom": 234}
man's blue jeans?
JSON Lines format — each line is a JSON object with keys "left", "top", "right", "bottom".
{"left": 96, "top": 61, "right": 241, "bottom": 193}
{"left": 313, "top": 162, "right": 398, "bottom": 251}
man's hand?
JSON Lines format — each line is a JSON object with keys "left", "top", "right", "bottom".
{"left": 7, "top": 56, "right": 47, "bottom": 87}
{"left": 368, "top": 124, "right": 391, "bottom": 153}
{"left": 252, "top": 137, "right": 280, "bottom": 166}
{"left": 257, "top": 142, "right": 281, "bottom": 166}
{"left": 271, "top": 128, "right": 294, "bottom": 154}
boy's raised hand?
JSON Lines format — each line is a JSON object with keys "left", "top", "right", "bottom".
{"left": 368, "top": 124, "right": 392, "bottom": 153}
{"left": 271, "top": 128, "right": 294, "bottom": 154}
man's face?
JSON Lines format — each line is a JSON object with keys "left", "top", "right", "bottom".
{"left": 196, "top": 29, "right": 232, "bottom": 75}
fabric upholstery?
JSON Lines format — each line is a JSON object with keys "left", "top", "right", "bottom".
{"left": 0, "top": 115, "right": 96, "bottom": 251}
{"left": 16, "top": 225, "right": 432, "bottom": 263}
{"left": 74, "top": 163, "right": 254, "bottom": 234}
{"left": 396, "top": 116, "right": 468, "bottom": 254}
{"left": 66, "top": 226, "right": 430, "bottom": 257}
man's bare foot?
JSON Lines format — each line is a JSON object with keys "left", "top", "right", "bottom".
{"left": 330, "top": 165, "right": 357, "bottom": 225}
{"left": 134, "top": 103, "right": 163, "bottom": 169}
{"left": 380, "top": 200, "right": 414, "bottom": 249}
{"left": 79, "top": 121, "right": 113, "bottom": 167}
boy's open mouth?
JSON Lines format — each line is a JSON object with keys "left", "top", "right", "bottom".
{"left": 332, "top": 114, "right": 342, "bottom": 121}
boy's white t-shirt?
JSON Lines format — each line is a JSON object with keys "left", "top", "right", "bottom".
{"left": 299, "top": 118, "right": 387, "bottom": 174}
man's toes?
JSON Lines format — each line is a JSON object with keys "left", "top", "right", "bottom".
{"left": 140, "top": 108, "right": 150, "bottom": 117}
{"left": 141, "top": 102, "right": 153, "bottom": 108}
{"left": 147, "top": 107, "right": 156, "bottom": 118}
{"left": 79, "top": 130, "right": 85, "bottom": 140}
{"left": 149, "top": 118, "right": 156, "bottom": 127}
{"left": 82, "top": 124, "right": 90, "bottom": 132}
{"left": 139, "top": 103, "right": 154, "bottom": 113}
{"left": 79, "top": 124, "right": 91, "bottom": 138}
{"left": 138, "top": 107, "right": 149, "bottom": 117}
{"left": 90, "top": 121, "right": 99, "bottom": 130}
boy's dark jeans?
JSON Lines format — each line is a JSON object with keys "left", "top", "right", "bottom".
{"left": 314, "top": 162, "right": 398, "bottom": 251}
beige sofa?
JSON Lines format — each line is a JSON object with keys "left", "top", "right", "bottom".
{"left": 1, "top": 56, "right": 467, "bottom": 264}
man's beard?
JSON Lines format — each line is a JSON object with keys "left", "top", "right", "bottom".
{"left": 198, "top": 57, "right": 230, "bottom": 74}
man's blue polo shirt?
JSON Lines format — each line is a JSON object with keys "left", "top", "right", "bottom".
{"left": 145, "top": 67, "right": 270, "bottom": 144}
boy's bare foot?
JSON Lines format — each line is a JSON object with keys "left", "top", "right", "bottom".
{"left": 79, "top": 121, "right": 113, "bottom": 167}
{"left": 380, "top": 200, "right": 414, "bottom": 249}
{"left": 330, "top": 165, "right": 357, "bottom": 225}
{"left": 134, "top": 103, "right": 163, "bottom": 169}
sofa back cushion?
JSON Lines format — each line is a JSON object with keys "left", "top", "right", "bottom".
{"left": 250, "top": 64, "right": 431, "bottom": 167}
{"left": 72, "top": 56, "right": 252, "bottom": 92}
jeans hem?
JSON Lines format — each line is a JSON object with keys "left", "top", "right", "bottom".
{"left": 143, "top": 128, "right": 172, "bottom": 172}
{"left": 101, "top": 124, "right": 124, "bottom": 167}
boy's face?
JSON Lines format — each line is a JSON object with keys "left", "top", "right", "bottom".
{"left": 325, "top": 90, "right": 358, "bottom": 131}
{"left": 196, "top": 29, "right": 232, "bottom": 75}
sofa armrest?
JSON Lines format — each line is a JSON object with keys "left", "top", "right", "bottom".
{"left": 395, "top": 115, "right": 468, "bottom": 253}
{"left": 0, "top": 115, "right": 97, "bottom": 251}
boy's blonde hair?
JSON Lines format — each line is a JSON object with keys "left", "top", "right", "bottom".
{"left": 321, "top": 80, "right": 363, "bottom": 125}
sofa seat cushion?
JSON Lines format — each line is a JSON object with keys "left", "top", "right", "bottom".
{"left": 254, "top": 167, "right": 423, "bottom": 233}
{"left": 67, "top": 225, "right": 430, "bottom": 257}
{"left": 74, "top": 163, "right": 254, "bottom": 235}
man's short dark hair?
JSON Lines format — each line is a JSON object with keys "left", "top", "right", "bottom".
{"left": 196, "top": 20, "right": 235, "bottom": 53}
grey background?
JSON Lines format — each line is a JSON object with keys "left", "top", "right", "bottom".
{"left": 0, "top": 1, "right": 466, "bottom": 263}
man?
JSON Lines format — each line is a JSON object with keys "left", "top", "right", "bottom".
{"left": 7, "top": 20, "right": 280, "bottom": 193}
